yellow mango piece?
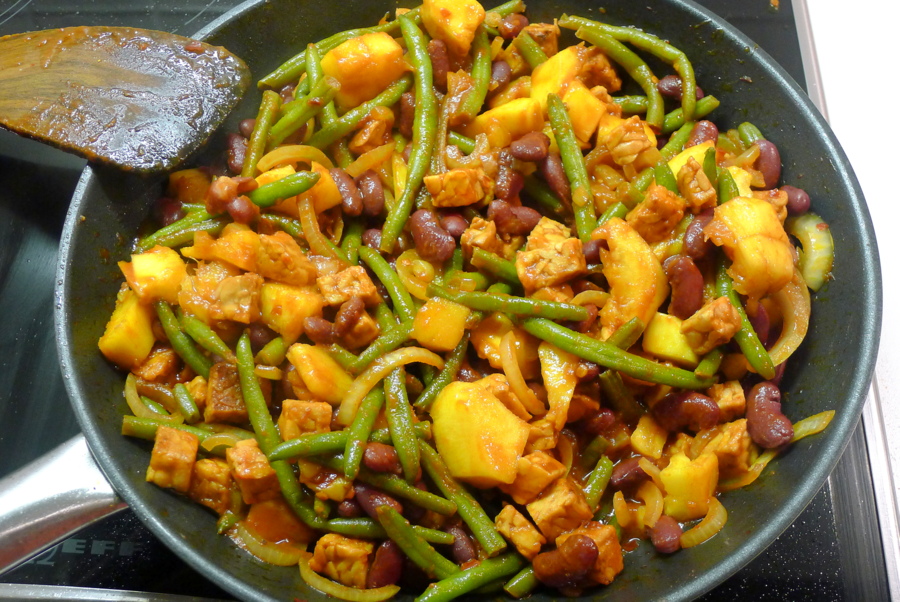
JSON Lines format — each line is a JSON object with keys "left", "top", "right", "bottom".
{"left": 299, "top": 162, "right": 343, "bottom": 214}
{"left": 260, "top": 283, "right": 325, "bottom": 345}
{"left": 725, "top": 166, "right": 753, "bottom": 197}
{"left": 561, "top": 80, "right": 604, "bottom": 144}
{"left": 411, "top": 297, "right": 471, "bottom": 352}
{"left": 530, "top": 46, "right": 582, "bottom": 113}
{"left": 166, "top": 168, "right": 211, "bottom": 205}
{"left": 470, "top": 313, "right": 541, "bottom": 379}
{"left": 255, "top": 164, "right": 295, "bottom": 188}
{"left": 462, "top": 97, "right": 544, "bottom": 148}
{"left": 630, "top": 414, "right": 668, "bottom": 460}
{"left": 98, "top": 287, "right": 156, "bottom": 370}
{"left": 537, "top": 342, "right": 579, "bottom": 431}
{"left": 286, "top": 344, "right": 354, "bottom": 406}
{"left": 182, "top": 223, "right": 260, "bottom": 272}
{"left": 667, "top": 140, "right": 714, "bottom": 178}
{"left": 118, "top": 245, "right": 186, "bottom": 305}
{"left": 660, "top": 452, "right": 718, "bottom": 521}
{"left": 320, "top": 32, "right": 408, "bottom": 110}
{"left": 487, "top": 75, "right": 531, "bottom": 110}
{"left": 430, "top": 379, "right": 530, "bottom": 488}
{"left": 642, "top": 312, "right": 700, "bottom": 368}
{"left": 421, "top": 0, "right": 486, "bottom": 57}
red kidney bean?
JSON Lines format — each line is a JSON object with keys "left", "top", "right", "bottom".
{"left": 329, "top": 168, "right": 363, "bottom": 217}
{"left": 155, "top": 197, "right": 186, "bottom": 227}
{"left": 362, "top": 228, "right": 383, "bottom": 249}
{"left": 367, "top": 540, "right": 404, "bottom": 589}
{"left": 337, "top": 498, "right": 363, "bottom": 518}
{"left": 684, "top": 209, "right": 716, "bottom": 260}
{"left": 533, "top": 534, "right": 599, "bottom": 589}
{"left": 410, "top": 209, "right": 456, "bottom": 262}
{"left": 398, "top": 91, "right": 416, "bottom": 139}
{"left": 583, "top": 238, "right": 602, "bottom": 264}
{"left": 609, "top": 457, "right": 648, "bottom": 491}
{"left": 499, "top": 14, "right": 529, "bottom": 39}
{"left": 439, "top": 213, "right": 468, "bottom": 239}
{"left": 428, "top": 39, "right": 450, "bottom": 92}
{"left": 456, "top": 361, "right": 483, "bottom": 383}
{"left": 445, "top": 523, "right": 478, "bottom": 565}
{"left": 333, "top": 297, "right": 365, "bottom": 338}
{"left": 568, "top": 304, "right": 598, "bottom": 334}
{"left": 488, "top": 200, "right": 541, "bottom": 236}
{"left": 354, "top": 483, "right": 403, "bottom": 520}
{"left": 239, "top": 118, "right": 256, "bottom": 138}
{"left": 664, "top": 255, "right": 704, "bottom": 319}
{"left": 781, "top": 184, "right": 811, "bottom": 215}
{"left": 754, "top": 139, "right": 782, "bottom": 188}
{"left": 495, "top": 151, "right": 525, "bottom": 201}
{"left": 489, "top": 60, "right": 512, "bottom": 97}
{"left": 356, "top": 170, "right": 386, "bottom": 217}
{"left": 649, "top": 515, "right": 683, "bottom": 554}
{"left": 225, "top": 195, "right": 259, "bottom": 225}
{"left": 657, "top": 74, "right": 704, "bottom": 101}
{"left": 363, "top": 442, "right": 403, "bottom": 474}
{"left": 582, "top": 407, "right": 616, "bottom": 436}
{"left": 685, "top": 120, "right": 719, "bottom": 148}
{"left": 225, "top": 133, "right": 247, "bottom": 174}
{"left": 248, "top": 322, "right": 278, "bottom": 353}
{"left": 303, "top": 316, "right": 335, "bottom": 345}
{"left": 770, "top": 361, "right": 787, "bottom": 387}
{"left": 511, "top": 131, "right": 551, "bottom": 163}
{"left": 541, "top": 152, "right": 571, "bottom": 203}
{"left": 746, "top": 381, "right": 793, "bottom": 448}
{"left": 748, "top": 303, "right": 771, "bottom": 349}
{"left": 278, "top": 84, "right": 295, "bottom": 104}
{"left": 653, "top": 391, "right": 721, "bottom": 433}
{"left": 576, "top": 360, "right": 601, "bottom": 382}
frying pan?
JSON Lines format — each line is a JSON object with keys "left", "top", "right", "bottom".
{"left": 1, "top": 0, "right": 881, "bottom": 600}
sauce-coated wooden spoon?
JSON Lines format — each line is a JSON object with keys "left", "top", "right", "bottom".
{"left": 0, "top": 26, "right": 250, "bottom": 172}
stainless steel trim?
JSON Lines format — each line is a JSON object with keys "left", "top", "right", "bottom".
{"left": 0, "top": 583, "right": 229, "bottom": 601}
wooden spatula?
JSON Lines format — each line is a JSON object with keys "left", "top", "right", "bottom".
{"left": 0, "top": 26, "right": 250, "bottom": 173}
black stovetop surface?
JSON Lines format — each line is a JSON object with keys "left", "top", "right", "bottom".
{"left": 0, "top": 1, "right": 889, "bottom": 599}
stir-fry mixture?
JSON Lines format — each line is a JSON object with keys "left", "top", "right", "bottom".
{"left": 98, "top": 0, "right": 837, "bottom": 599}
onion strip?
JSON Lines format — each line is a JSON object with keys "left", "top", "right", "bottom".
{"left": 791, "top": 410, "right": 835, "bottom": 442}
{"left": 571, "top": 289, "right": 610, "bottom": 308}
{"left": 636, "top": 481, "right": 664, "bottom": 529}
{"left": 499, "top": 331, "right": 545, "bottom": 416}
{"left": 768, "top": 268, "right": 811, "bottom": 366}
{"left": 680, "top": 497, "right": 727, "bottom": 548}
{"left": 235, "top": 521, "right": 305, "bottom": 567}
{"left": 637, "top": 457, "right": 666, "bottom": 493}
{"left": 298, "top": 196, "right": 350, "bottom": 264}
{"left": 717, "top": 448, "right": 778, "bottom": 492}
{"left": 124, "top": 374, "right": 182, "bottom": 423}
{"left": 257, "top": 144, "right": 334, "bottom": 172}
{"left": 254, "top": 364, "right": 283, "bottom": 380}
{"left": 201, "top": 432, "right": 242, "bottom": 453}
{"left": 299, "top": 552, "right": 400, "bottom": 602}
{"left": 344, "top": 141, "right": 396, "bottom": 178}
{"left": 336, "top": 347, "right": 444, "bottom": 425}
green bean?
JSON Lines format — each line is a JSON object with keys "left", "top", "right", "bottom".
{"left": 662, "top": 95, "right": 720, "bottom": 134}
{"left": 660, "top": 121, "right": 696, "bottom": 161}
{"left": 121, "top": 415, "right": 244, "bottom": 445}
{"left": 504, "top": 566, "right": 539, "bottom": 599}
{"left": 135, "top": 208, "right": 213, "bottom": 253}
{"left": 599, "top": 370, "right": 644, "bottom": 425}
{"left": 261, "top": 213, "right": 304, "bottom": 239}
{"left": 457, "top": 26, "right": 491, "bottom": 121}
{"left": 241, "top": 90, "right": 282, "bottom": 178}
{"left": 359, "top": 246, "right": 417, "bottom": 322}
{"left": 178, "top": 312, "right": 234, "bottom": 362}
{"left": 419, "top": 442, "right": 507, "bottom": 556}
{"left": 448, "top": 130, "right": 476, "bottom": 154}
{"left": 314, "top": 497, "right": 331, "bottom": 520}
{"left": 579, "top": 434, "right": 610, "bottom": 475}
{"left": 216, "top": 511, "right": 242, "bottom": 535}
{"left": 702, "top": 146, "right": 719, "bottom": 189}
{"left": 522, "top": 318, "right": 715, "bottom": 389}
{"left": 148, "top": 218, "right": 228, "bottom": 252}
{"left": 718, "top": 168, "right": 740, "bottom": 204}
{"left": 597, "top": 202, "right": 628, "bottom": 228}
{"left": 267, "top": 77, "right": 340, "bottom": 149}
{"left": 715, "top": 261, "right": 776, "bottom": 380}
{"left": 154, "top": 301, "right": 212, "bottom": 379}
{"left": 547, "top": 93, "right": 597, "bottom": 243}
{"left": 307, "top": 74, "right": 413, "bottom": 150}
{"left": 268, "top": 422, "right": 432, "bottom": 462}
{"left": 417, "top": 553, "right": 524, "bottom": 602}
{"left": 572, "top": 28, "right": 665, "bottom": 129}
{"left": 470, "top": 248, "right": 521, "bottom": 286}
{"left": 344, "top": 387, "right": 386, "bottom": 480}
{"left": 487, "top": 282, "right": 515, "bottom": 295}
{"left": 246, "top": 170, "right": 321, "bottom": 208}
{"left": 139, "top": 395, "right": 168, "bottom": 416}
{"left": 605, "top": 316, "right": 645, "bottom": 349}
{"left": 349, "top": 321, "right": 413, "bottom": 374}
{"left": 428, "top": 283, "right": 589, "bottom": 321}
{"left": 385, "top": 368, "right": 421, "bottom": 483}
{"left": 488, "top": 0, "right": 527, "bottom": 18}
{"left": 304, "top": 43, "right": 353, "bottom": 169}
{"left": 444, "top": 247, "right": 464, "bottom": 278}
{"left": 327, "top": 343, "right": 360, "bottom": 371}
{"left": 255, "top": 336, "right": 287, "bottom": 366}
{"left": 327, "top": 518, "right": 455, "bottom": 545}
{"left": 654, "top": 162, "right": 679, "bottom": 194}
{"left": 172, "top": 383, "right": 200, "bottom": 424}
{"left": 340, "top": 218, "right": 365, "bottom": 265}
{"left": 514, "top": 31, "right": 548, "bottom": 68}
{"left": 583, "top": 455, "right": 614, "bottom": 509}
{"left": 381, "top": 17, "right": 437, "bottom": 254}
{"left": 414, "top": 333, "right": 470, "bottom": 410}
{"left": 561, "top": 15, "right": 697, "bottom": 121}
{"left": 236, "top": 333, "right": 323, "bottom": 528}
{"left": 611, "top": 95, "right": 649, "bottom": 114}
{"left": 377, "top": 506, "right": 460, "bottom": 580}
{"left": 523, "top": 174, "right": 565, "bottom": 214}
{"left": 738, "top": 121, "right": 765, "bottom": 146}
{"left": 442, "top": 269, "right": 490, "bottom": 292}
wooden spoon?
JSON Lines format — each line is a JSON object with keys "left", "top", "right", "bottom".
{"left": 0, "top": 26, "right": 250, "bottom": 173}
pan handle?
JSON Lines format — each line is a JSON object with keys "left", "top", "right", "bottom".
{"left": 0, "top": 434, "right": 127, "bottom": 574}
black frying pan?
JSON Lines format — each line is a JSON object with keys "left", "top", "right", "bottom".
{"left": 54, "top": 0, "right": 881, "bottom": 600}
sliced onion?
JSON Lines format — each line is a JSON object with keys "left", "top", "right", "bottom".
{"left": 257, "top": 144, "right": 334, "bottom": 173}
{"left": 500, "top": 331, "right": 544, "bottom": 417}
{"left": 298, "top": 196, "right": 349, "bottom": 264}
{"left": 235, "top": 521, "right": 305, "bottom": 566}
{"left": 680, "top": 497, "right": 728, "bottom": 548}
{"left": 201, "top": 432, "right": 242, "bottom": 453}
{"left": 613, "top": 491, "right": 633, "bottom": 529}
{"left": 791, "top": 410, "right": 835, "bottom": 442}
{"left": 556, "top": 429, "right": 577, "bottom": 475}
{"left": 298, "top": 552, "right": 400, "bottom": 602}
{"left": 767, "top": 268, "right": 810, "bottom": 367}
{"left": 717, "top": 448, "right": 778, "bottom": 492}
{"left": 344, "top": 141, "right": 396, "bottom": 179}
{"left": 336, "top": 347, "right": 444, "bottom": 425}
{"left": 571, "top": 290, "right": 610, "bottom": 308}
{"left": 638, "top": 457, "right": 666, "bottom": 493}
{"left": 124, "top": 374, "right": 182, "bottom": 423}
{"left": 254, "top": 364, "right": 283, "bottom": 380}
{"left": 636, "top": 481, "right": 664, "bottom": 529}
{"left": 396, "top": 249, "right": 438, "bottom": 301}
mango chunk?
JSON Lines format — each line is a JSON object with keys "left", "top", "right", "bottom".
{"left": 642, "top": 312, "right": 700, "bottom": 368}
{"left": 667, "top": 140, "right": 714, "bottom": 177}
{"left": 300, "top": 161, "right": 343, "bottom": 214}
{"left": 118, "top": 245, "right": 187, "bottom": 305}
{"left": 260, "top": 283, "right": 325, "bottom": 345}
{"left": 421, "top": 0, "right": 486, "bottom": 57}
{"left": 286, "top": 344, "right": 354, "bottom": 406}
{"left": 167, "top": 168, "right": 211, "bottom": 205}
{"left": 530, "top": 46, "right": 582, "bottom": 112}
{"left": 660, "top": 451, "right": 718, "bottom": 521}
{"left": 630, "top": 414, "right": 668, "bottom": 460}
{"left": 411, "top": 297, "right": 471, "bottom": 352}
{"left": 320, "top": 32, "right": 408, "bottom": 110}
{"left": 430, "top": 379, "right": 530, "bottom": 488}
{"left": 99, "top": 287, "right": 156, "bottom": 370}
{"left": 462, "top": 97, "right": 544, "bottom": 148}
{"left": 562, "top": 80, "right": 604, "bottom": 144}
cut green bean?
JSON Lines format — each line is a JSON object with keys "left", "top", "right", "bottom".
{"left": 487, "top": 282, "right": 515, "bottom": 295}
{"left": 136, "top": 208, "right": 213, "bottom": 253}
{"left": 381, "top": 17, "right": 437, "bottom": 254}
{"left": 327, "top": 517, "right": 455, "bottom": 545}
{"left": 718, "top": 168, "right": 740, "bottom": 204}
{"left": 428, "top": 283, "right": 589, "bottom": 321}
{"left": 179, "top": 312, "right": 234, "bottom": 362}
{"left": 547, "top": 93, "right": 596, "bottom": 243}
{"left": 350, "top": 321, "right": 413, "bottom": 374}
{"left": 457, "top": 26, "right": 491, "bottom": 121}
{"left": 583, "top": 455, "right": 614, "bottom": 509}
{"left": 738, "top": 121, "right": 765, "bottom": 146}
{"left": 504, "top": 566, "right": 539, "bottom": 599}
{"left": 241, "top": 90, "right": 282, "bottom": 178}
{"left": 660, "top": 121, "right": 695, "bottom": 161}
{"left": 611, "top": 95, "right": 649, "bottom": 114}
{"left": 247, "top": 170, "right": 321, "bottom": 208}
{"left": 359, "top": 246, "right": 417, "bottom": 322}
{"left": 702, "top": 146, "right": 719, "bottom": 189}
{"left": 268, "top": 76, "right": 340, "bottom": 149}
{"left": 470, "top": 248, "right": 521, "bottom": 286}
{"left": 695, "top": 346, "right": 725, "bottom": 379}
{"left": 261, "top": 213, "right": 303, "bottom": 238}
{"left": 344, "top": 387, "right": 386, "bottom": 480}
{"left": 442, "top": 269, "right": 490, "bottom": 292}
{"left": 522, "top": 318, "right": 715, "bottom": 389}
{"left": 599, "top": 370, "right": 644, "bottom": 425}
{"left": 377, "top": 506, "right": 460, "bottom": 580}
{"left": 328, "top": 343, "right": 360, "bottom": 371}
{"left": 514, "top": 31, "right": 548, "bottom": 68}
{"left": 654, "top": 162, "right": 679, "bottom": 194}
{"left": 715, "top": 261, "right": 776, "bottom": 380}
{"left": 605, "top": 316, "right": 645, "bottom": 349}
{"left": 662, "top": 95, "right": 720, "bottom": 134}
{"left": 385, "top": 368, "right": 421, "bottom": 483}
{"left": 522, "top": 174, "right": 565, "bottom": 214}
{"left": 147, "top": 218, "right": 227, "bottom": 251}
{"left": 268, "top": 422, "right": 431, "bottom": 462}
{"left": 597, "top": 202, "right": 628, "bottom": 227}
{"left": 416, "top": 553, "right": 524, "bottom": 602}
{"left": 340, "top": 218, "right": 365, "bottom": 265}
{"left": 419, "top": 442, "right": 507, "bottom": 556}
{"left": 172, "top": 383, "right": 200, "bottom": 424}
{"left": 255, "top": 337, "right": 287, "bottom": 366}
{"left": 579, "top": 434, "right": 611, "bottom": 475}
{"left": 414, "top": 333, "right": 470, "bottom": 410}
{"left": 121, "top": 415, "right": 240, "bottom": 444}
{"left": 154, "top": 301, "right": 212, "bottom": 379}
